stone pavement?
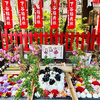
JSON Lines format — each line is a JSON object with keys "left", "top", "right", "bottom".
{"left": 0, "top": 97, "right": 27, "bottom": 100}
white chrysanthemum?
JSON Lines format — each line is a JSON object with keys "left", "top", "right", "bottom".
{"left": 93, "top": 93, "right": 98, "bottom": 98}
{"left": 87, "top": 93, "right": 92, "bottom": 98}
{"left": 34, "top": 92, "right": 41, "bottom": 98}
{"left": 56, "top": 93, "right": 61, "bottom": 97}
{"left": 84, "top": 89, "right": 89, "bottom": 94}
{"left": 11, "top": 91, "right": 16, "bottom": 96}
{"left": 81, "top": 93, "right": 86, "bottom": 98}
{"left": 24, "top": 92, "right": 27, "bottom": 97}
{"left": 21, "top": 78, "right": 25, "bottom": 82}
{"left": 76, "top": 92, "right": 81, "bottom": 98}
{"left": 13, "top": 75, "right": 18, "bottom": 78}
{"left": 98, "top": 93, "right": 100, "bottom": 97}
{"left": 76, "top": 81, "right": 81, "bottom": 84}
{"left": 67, "top": 89, "right": 70, "bottom": 93}
{"left": 89, "top": 80, "right": 92, "bottom": 83}
{"left": 48, "top": 93, "right": 54, "bottom": 98}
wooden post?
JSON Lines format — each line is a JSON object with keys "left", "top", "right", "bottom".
{"left": 27, "top": 79, "right": 35, "bottom": 100}
{"left": 66, "top": 73, "right": 78, "bottom": 100}
{"left": 19, "top": 44, "right": 24, "bottom": 56}
{"left": 94, "top": 44, "right": 99, "bottom": 51}
{"left": 83, "top": 43, "right": 88, "bottom": 52}
{"left": 8, "top": 44, "right": 13, "bottom": 52}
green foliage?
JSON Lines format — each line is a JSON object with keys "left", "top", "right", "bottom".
{"left": 9, "top": 9, "right": 88, "bottom": 35}
{"left": 9, "top": 53, "right": 43, "bottom": 100}
{"left": 43, "top": 56, "right": 54, "bottom": 66}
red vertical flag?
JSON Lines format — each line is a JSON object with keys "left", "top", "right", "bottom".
{"left": 93, "top": 0, "right": 100, "bottom": 3}
{"left": 97, "top": 9, "right": 100, "bottom": 49}
{"left": 67, "top": 0, "right": 76, "bottom": 29}
{"left": 2, "top": 0, "right": 13, "bottom": 29}
{"left": 18, "top": 0, "right": 28, "bottom": 29}
{"left": 34, "top": 0, "right": 43, "bottom": 28}
{"left": 50, "top": 0, "right": 59, "bottom": 29}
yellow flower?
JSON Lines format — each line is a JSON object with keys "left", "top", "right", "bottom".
{"left": 46, "top": 65, "right": 48, "bottom": 66}
{"left": 8, "top": 75, "right": 12, "bottom": 78}
{"left": 2, "top": 93, "right": 6, "bottom": 97}
{"left": 76, "top": 83, "right": 81, "bottom": 87}
{"left": 15, "top": 91, "right": 19, "bottom": 96}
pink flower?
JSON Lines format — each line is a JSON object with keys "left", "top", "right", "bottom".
{"left": 84, "top": 56, "right": 88, "bottom": 60}
{"left": 72, "top": 51, "right": 77, "bottom": 55}
{"left": 91, "top": 62, "right": 98, "bottom": 66}
{"left": 0, "top": 58, "right": 4, "bottom": 61}
{"left": 76, "top": 55, "right": 79, "bottom": 57}
{"left": 81, "top": 65, "right": 85, "bottom": 68}
{"left": 76, "top": 68, "right": 80, "bottom": 70}
{"left": 79, "top": 61, "right": 83, "bottom": 63}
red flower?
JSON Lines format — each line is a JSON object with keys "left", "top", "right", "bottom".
{"left": 6, "top": 92, "right": 11, "bottom": 97}
{"left": 76, "top": 86, "right": 84, "bottom": 93}
{"left": 9, "top": 87, "right": 13, "bottom": 91}
{"left": 13, "top": 74, "right": 18, "bottom": 76}
{"left": 25, "top": 89, "right": 27, "bottom": 92}
{"left": 78, "top": 79, "right": 83, "bottom": 83}
{"left": 9, "top": 75, "right": 13, "bottom": 78}
{"left": 43, "top": 90, "right": 50, "bottom": 97}
{"left": 20, "top": 92, "right": 24, "bottom": 97}
{"left": 0, "top": 81, "right": 4, "bottom": 84}
{"left": 51, "top": 89, "right": 59, "bottom": 97}
{"left": 0, "top": 92, "right": 2, "bottom": 97}
{"left": 92, "top": 81, "right": 99, "bottom": 86}
{"left": 10, "top": 82, "right": 15, "bottom": 85}
{"left": 7, "top": 80, "right": 11, "bottom": 83}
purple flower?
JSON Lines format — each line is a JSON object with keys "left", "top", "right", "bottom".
{"left": 0, "top": 87, "right": 3, "bottom": 92}
{"left": 3, "top": 82, "right": 9, "bottom": 87}
{"left": 3, "top": 88, "right": 9, "bottom": 93}
{"left": 11, "top": 85, "right": 20, "bottom": 91}
{"left": 16, "top": 80, "right": 22, "bottom": 84}
{"left": 2, "top": 75, "right": 8, "bottom": 81}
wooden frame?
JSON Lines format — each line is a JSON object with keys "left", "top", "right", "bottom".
{"left": 27, "top": 63, "right": 78, "bottom": 100}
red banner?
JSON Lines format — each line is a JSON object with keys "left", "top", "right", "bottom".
{"left": 93, "top": 0, "right": 100, "bottom": 3}
{"left": 18, "top": 0, "right": 28, "bottom": 29}
{"left": 2, "top": 0, "right": 13, "bottom": 29}
{"left": 67, "top": 0, "right": 76, "bottom": 29}
{"left": 50, "top": 0, "right": 59, "bottom": 29}
{"left": 34, "top": 0, "right": 43, "bottom": 28}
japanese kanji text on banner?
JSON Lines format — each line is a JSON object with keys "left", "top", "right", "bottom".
{"left": 18, "top": 0, "right": 28, "bottom": 29}
{"left": 2, "top": 0, "right": 13, "bottom": 29}
{"left": 34, "top": 0, "right": 43, "bottom": 28}
{"left": 50, "top": 0, "right": 59, "bottom": 29}
{"left": 67, "top": 0, "right": 76, "bottom": 29}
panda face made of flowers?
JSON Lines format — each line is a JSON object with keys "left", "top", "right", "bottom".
{"left": 39, "top": 67, "right": 65, "bottom": 92}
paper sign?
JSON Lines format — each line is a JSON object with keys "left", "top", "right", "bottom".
{"left": 81, "top": 53, "right": 92, "bottom": 65}
{"left": 42, "top": 45, "right": 64, "bottom": 59}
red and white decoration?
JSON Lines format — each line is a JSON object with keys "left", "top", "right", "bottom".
{"left": 50, "top": 0, "right": 59, "bottom": 29}
{"left": 18, "top": 0, "right": 28, "bottom": 29}
{"left": 67, "top": 0, "right": 76, "bottom": 29}
{"left": 2, "top": 0, "right": 13, "bottom": 29}
{"left": 34, "top": 0, "right": 43, "bottom": 28}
